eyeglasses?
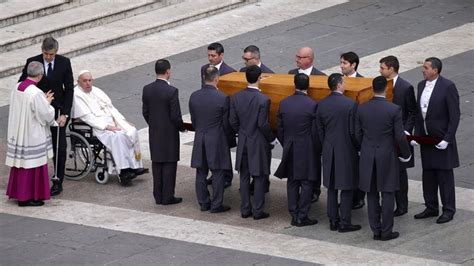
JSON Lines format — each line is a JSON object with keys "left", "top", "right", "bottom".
{"left": 242, "top": 56, "right": 255, "bottom": 62}
{"left": 296, "top": 55, "right": 310, "bottom": 59}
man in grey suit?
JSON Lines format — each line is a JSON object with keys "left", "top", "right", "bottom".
{"left": 189, "top": 66, "right": 233, "bottom": 213}
{"left": 379, "top": 56, "right": 417, "bottom": 217}
{"left": 143, "top": 59, "right": 185, "bottom": 205}
{"left": 413, "top": 57, "right": 460, "bottom": 224}
{"left": 230, "top": 65, "right": 276, "bottom": 220}
{"left": 239, "top": 45, "right": 274, "bottom": 73}
{"left": 275, "top": 73, "right": 319, "bottom": 227}
{"left": 317, "top": 73, "right": 361, "bottom": 233}
{"left": 356, "top": 76, "right": 411, "bottom": 241}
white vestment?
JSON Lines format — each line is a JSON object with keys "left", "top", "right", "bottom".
{"left": 6, "top": 83, "right": 55, "bottom": 168}
{"left": 72, "top": 85, "right": 143, "bottom": 173}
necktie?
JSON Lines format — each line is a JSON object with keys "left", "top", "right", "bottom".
{"left": 47, "top": 63, "right": 53, "bottom": 79}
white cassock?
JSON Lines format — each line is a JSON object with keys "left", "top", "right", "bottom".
{"left": 72, "top": 85, "right": 143, "bottom": 174}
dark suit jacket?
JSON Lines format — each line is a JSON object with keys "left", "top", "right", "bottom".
{"left": 356, "top": 72, "right": 363, "bottom": 77}
{"left": 229, "top": 87, "right": 275, "bottom": 176}
{"left": 189, "top": 84, "right": 232, "bottom": 170}
{"left": 19, "top": 54, "right": 74, "bottom": 116}
{"left": 274, "top": 91, "right": 320, "bottom": 181}
{"left": 201, "top": 61, "right": 235, "bottom": 85}
{"left": 142, "top": 79, "right": 185, "bottom": 162}
{"left": 317, "top": 92, "right": 359, "bottom": 190}
{"left": 288, "top": 67, "right": 326, "bottom": 76}
{"left": 393, "top": 76, "right": 417, "bottom": 168}
{"left": 415, "top": 75, "right": 460, "bottom": 169}
{"left": 239, "top": 63, "right": 274, "bottom": 74}
{"left": 356, "top": 97, "right": 411, "bottom": 192}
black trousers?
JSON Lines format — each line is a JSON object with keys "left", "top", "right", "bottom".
{"left": 327, "top": 189, "right": 353, "bottom": 226}
{"left": 239, "top": 148, "right": 265, "bottom": 216}
{"left": 395, "top": 168, "right": 408, "bottom": 212}
{"left": 367, "top": 169, "right": 395, "bottom": 237}
{"left": 353, "top": 188, "right": 366, "bottom": 204}
{"left": 224, "top": 170, "right": 233, "bottom": 183}
{"left": 196, "top": 165, "right": 225, "bottom": 210}
{"left": 422, "top": 169, "right": 456, "bottom": 217}
{"left": 152, "top": 162, "right": 177, "bottom": 204}
{"left": 287, "top": 177, "right": 313, "bottom": 220}
{"left": 50, "top": 125, "right": 67, "bottom": 183}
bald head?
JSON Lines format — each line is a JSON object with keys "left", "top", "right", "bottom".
{"left": 77, "top": 70, "right": 93, "bottom": 93}
{"left": 296, "top": 47, "right": 314, "bottom": 69}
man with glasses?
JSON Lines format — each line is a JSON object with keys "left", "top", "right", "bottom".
{"left": 288, "top": 47, "right": 326, "bottom": 76}
{"left": 239, "top": 45, "right": 274, "bottom": 73}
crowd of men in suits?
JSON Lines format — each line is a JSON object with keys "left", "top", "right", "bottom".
{"left": 16, "top": 38, "right": 460, "bottom": 242}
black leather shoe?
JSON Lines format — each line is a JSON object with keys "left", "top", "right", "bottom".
{"left": 253, "top": 212, "right": 270, "bottom": 220}
{"left": 338, "top": 224, "right": 362, "bottom": 233}
{"left": 436, "top": 214, "right": 453, "bottom": 224}
{"left": 18, "top": 200, "right": 44, "bottom": 207}
{"left": 381, "top": 231, "right": 399, "bottom": 241}
{"left": 394, "top": 209, "right": 407, "bottom": 217}
{"left": 133, "top": 168, "right": 149, "bottom": 176}
{"left": 50, "top": 183, "right": 63, "bottom": 196}
{"left": 200, "top": 204, "right": 210, "bottom": 211}
{"left": 296, "top": 217, "right": 318, "bottom": 227}
{"left": 210, "top": 205, "right": 231, "bottom": 213}
{"left": 224, "top": 181, "right": 232, "bottom": 189}
{"left": 311, "top": 193, "right": 320, "bottom": 203}
{"left": 291, "top": 217, "right": 298, "bottom": 226}
{"left": 373, "top": 234, "right": 381, "bottom": 240}
{"left": 414, "top": 209, "right": 439, "bottom": 219}
{"left": 241, "top": 212, "right": 252, "bottom": 219}
{"left": 330, "top": 221, "right": 339, "bottom": 231}
{"left": 352, "top": 200, "right": 365, "bottom": 210}
{"left": 162, "top": 197, "right": 183, "bottom": 205}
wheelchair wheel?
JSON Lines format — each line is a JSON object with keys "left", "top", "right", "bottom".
{"left": 64, "top": 131, "right": 93, "bottom": 180}
{"left": 95, "top": 167, "right": 109, "bottom": 184}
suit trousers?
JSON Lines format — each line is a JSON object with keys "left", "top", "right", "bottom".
{"left": 287, "top": 177, "right": 313, "bottom": 220}
{"left": 152, "top": 162, "right": 177, "bottom": 204}
{"left": 422, "top": 169, "right": 456, "bottom": 217}
{"left": 239, "top": 148, "right": 265, "bottom": 216}
{"left": 196, "top": 167, "right": 225, "bottom": 210}
{"left": 327, "top": 189, "right": 353, "bottom": 226}
{"left": 353, "top": 188, "right": 366, "bottom": 204}
{"left": 395, "top": 168, "right": 409, "bottom": 212}
{"left": 367, "top": 171, "right": 395, "bottom": 237}
{"left": 50, "top": 125, "right": 67, "bottom": 183}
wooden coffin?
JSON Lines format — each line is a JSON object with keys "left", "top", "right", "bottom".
{"left": 217, "top": 72, "right": 393, "bottom": 129}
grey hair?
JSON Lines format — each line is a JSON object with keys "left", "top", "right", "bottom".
{"left": 27, "top": 61, "right": 45, "bottom": 77}
{"left": 41, "top": 37, "right": 58, "bottom": 51}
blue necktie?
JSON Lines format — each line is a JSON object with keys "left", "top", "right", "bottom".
{"left": 47, "top": 63, "right": 53, "bottom": 79}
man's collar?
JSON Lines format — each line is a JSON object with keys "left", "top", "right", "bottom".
{"left": 213, "top": 61, "right": 223, "bottom": 70}
{"left": 374, "top": 95, "right": 386, "bottom": 98}
{"left": 247, "top": 85, "right": 260, "bottom": 91}
{"left": 157, "top": 78, "right": 170, "bottom": 85}
{"left": 347, "top": 71, "right": 357, "bottom": 78}
{"left": 426, "top": 76, "right": 438, "bottom": 85}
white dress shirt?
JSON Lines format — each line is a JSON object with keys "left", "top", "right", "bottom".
{"left": 43, "top": 59, "right": 55, "bottom": 76}
{"left": 298, "top": 66, "right": 314, "bottom": 76}
{"left": 420, "top": 77, "right": 438, "bottom": 116}
{"left": 213, "top": 61, "right": 223, "bottom": 71}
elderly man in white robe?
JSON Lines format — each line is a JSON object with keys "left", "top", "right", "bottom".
{"left": 72, "top": 70, "right": 148, "bottom": 184}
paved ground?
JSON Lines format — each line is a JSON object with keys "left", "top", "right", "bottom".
{"left": 1, "top": 0, "right": 473, "bottom": 265}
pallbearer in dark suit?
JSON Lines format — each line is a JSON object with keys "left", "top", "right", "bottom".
{"left": 19, "top": 37, "right": 74, "bottom": 196}
{"left": 143, "top": 59, "right": 185, "bottom": 205}
{"left": 200, "top": 42, "right": 236, "bottom": 188}
{"left": 317, "top": 73, "right": 361, "bottom": 233}
{"left": 356, "top": 76, "right": 411, "bottom": 241}
{"left": 340, "top": 51, "right": 365, "bottom": 209}
{"left": 379, "top": 56, "right": 417, "bottom": 217}
{"left": 288, "top": 47, "right": 325, "bottom": 202}
{"left": 275, "top": 73, "right": 319, "bottom": 227}
{"left": 230, "top": 65, "right": 276, "bottom": 220}
{"left": 239, "top": 45, "right": 274, "bottom": 74}
{"left": 189, "top": 66, "right": 232, "bottom": 213}
{"left": 413, "top": 57, "right": 460, "bottom": 224}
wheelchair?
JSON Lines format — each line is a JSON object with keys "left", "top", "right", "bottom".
{"left": 64, "top": 119, "right": 122, "bottom": 185}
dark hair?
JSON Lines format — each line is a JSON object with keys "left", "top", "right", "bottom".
{"left": 340, "top": 51, "right": 360, "bottom": 71}
{"left": 208, "top": 42, "right": 224, "bottom": 54}
{"left": 294, "top": 73, "right": 309, "bottom": 90}
{"left": 243, "top": 45, "right": 260, "bottom": 59}
{"left": 327, "top": 73, "right": 344, "bottom": 91}
{"left": 155, "top": 59, "right": 171, "bottom": 75}
{"left": 245, "top": 65, "right": 261, "bottom": 83}
{"left": 379, "top": 55, "right": 399, "bottom": 73}
{"left": 372, "top": 76, "right": 387, "bottom": 94}
{"left": 204, "top": 66, "right": 219, "bottom": 82}
{"left": 425, "top": 57, "right": 442, "bottom": 74}
{"left": 41, "top": 37, "right": 58, "bottom": 51}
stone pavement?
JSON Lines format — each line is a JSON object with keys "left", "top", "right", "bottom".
{"left": 1, "top": 0, "right": 473, "bottom": 265}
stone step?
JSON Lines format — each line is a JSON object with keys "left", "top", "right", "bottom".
{"left": 0, "top": 0, "right": 171, "bottom": 53}
{"left": 0, "top": 0, "right": 95, "bottom": 28}
{"left": 0, "top": 0, "right": 252, "bottom": 78}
